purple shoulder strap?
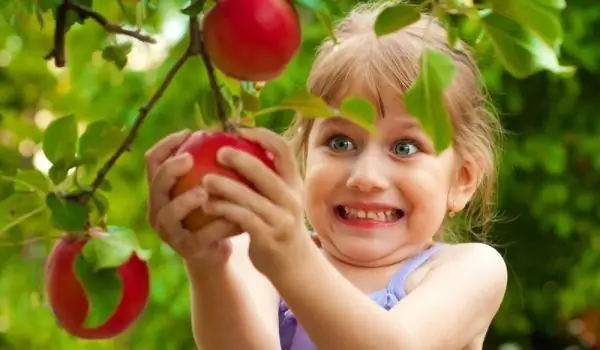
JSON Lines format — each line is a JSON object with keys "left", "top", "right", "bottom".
{"left": 386, "top": 243, "right": 445, "bottom": 301}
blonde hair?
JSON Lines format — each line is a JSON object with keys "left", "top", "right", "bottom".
{"left": 284, "top": 2, "right": 504, "bottom": 243}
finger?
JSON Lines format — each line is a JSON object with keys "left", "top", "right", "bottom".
{"left": 177, "top": 219, "right": 242, "bottom": 259}
{"left": 148, "top": 153, "right": 195, "bottom": 223}
{"left": 202, "top": 199, "right": 270, "bottom": 236}
{"left": 153, "top": 185, "right": 207, "bottom": 237}
{"left": 216, "top": 146, "right": 299, "bottom": 210}
{"left": 202, "top": 172, "right": 281, "bottom": 224}
{"left": 238, "top": 128, "right": 302, "bottom": 187}
{"left": 144, "top": 129, "right": 193, "bottom": 185}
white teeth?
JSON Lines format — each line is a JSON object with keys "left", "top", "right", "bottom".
{"left": 342, "top": 207, "right": 399, "bottom": 221}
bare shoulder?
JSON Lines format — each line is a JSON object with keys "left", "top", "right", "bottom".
{"left": 438, "top": 242, "right": 507, "bottom": 276}
{"left": 390, "top": 243, "right": 508, "bottom": 348}
{"left": 432, "top": 242, "right": 508, "bottom": 312}
{"left": 437, "top": 241, "right": 506, "bottom": 262}
{"left": 434, "top": 242, "right": 507, "bottom": 292}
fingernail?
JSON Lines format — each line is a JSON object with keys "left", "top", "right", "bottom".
{"left": 194, "top": 187, "right": 207, "bottom": 199}
{"left": 179, "top": 153, "right": 193, "bottom": 165}
{"left": 216, "top": 148, "right": 229, "bottom": 164}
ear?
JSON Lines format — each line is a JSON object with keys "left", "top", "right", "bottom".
{"left": 448, "top": 154, "right": 485, "bottom": 213}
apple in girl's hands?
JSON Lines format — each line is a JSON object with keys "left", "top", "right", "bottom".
{"left": 199, "top": 127, "right": 312, "bottom": 276}
{"left": 170, "top": 130, "right": 277, "bottom": 232}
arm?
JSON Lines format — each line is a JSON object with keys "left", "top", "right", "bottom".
{"left": 272, "top": 242, "right": 508, "bottom": 350}
{"left": 186, "top": 233, "right": 281, "bottom": 350}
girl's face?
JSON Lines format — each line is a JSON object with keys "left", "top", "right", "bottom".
{"left": 303, "top": 101, "right": 479, "bottom": 267}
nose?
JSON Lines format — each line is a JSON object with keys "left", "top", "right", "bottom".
{"left": 346, "top": 151, "right": 390, "bottom": 193}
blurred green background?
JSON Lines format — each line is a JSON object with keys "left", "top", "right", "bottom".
{"left": 0, "top": 0, "right": 598, "bottom": 349}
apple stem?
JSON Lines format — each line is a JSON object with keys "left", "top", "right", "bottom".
{"left": 194, "top": 18, "right": 238, "bottom": 133}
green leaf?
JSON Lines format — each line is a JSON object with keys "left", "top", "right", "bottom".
{"left": 48, "top": 160, "right": 72, "bottom": 185}
{"left": 13, "top": 169, "right": 52, "bottom": 193}
{"left": 43, "top": 114, "right": 78, "bottom": 165}
{"left": 91, "top": 191, "right": 110, "bottom": 221}
{"left": 0, "top": 192, "right": 46, "bottom": 234}
{"left": 491, "top": 0, "right": 564, "bottom": 49}
{"left": 181, "top": 0, "right": 207, "bottom": 16}
{"left": 217, "top": 71, "right": 242, "bottom": 97}
{"left": 340, "top": 97, "right": 377, "bottom": 133}
{"left": 81, "top": 226, "right": 152, "bottom": 271}
{"left": 404, "top": 49, "right": 455, "bottom": 154}
{"left": 532, "top": 0, "right": 566, "bottom": 10}
{"left": 78, "top": 120, "right": 126, "bottom": 163}
{"left": 0, "top": 169, "right": 51, "bottom": 194}
{"left": 38, "top": 0, "right": 62, "bottom": 11}
{"left": 294, "top": 0, "right": 328, "bottom": 12}
{"left": 74, "top": 254, "right": 123, "bottom": 329}
{"left": 45, "top": 193, "right": 88, "bottom": 232}
{"left": 374, "top": 3, "right": 421, "bottom": 37}
{"left": 241, "top": 89, "right": 261, "bottom": 111}
{"left": 315, "top": 11, "right": 337, "bottom": 45}
{"left": 101, "top": 43, "right": 133, "bottom": 70}
{"left": 278, "top": 88, "right": 337, "bottom": 118}
{"left": 54, "top": 0, "right": 93, "bottom": 29}
{"left": 294, "top": 0, "right": 337, "bottom": 44}
{"left": 196, "top": 87, "right": 226, "bottom": 127}
{"left": 436, "top": 8, "right": 461, "bottom": 48}
{"left": 480, "top": 11, "right": 575, "bottom": 78}
{"left": 99, "top": 179, "right": 112, "bottom": 192}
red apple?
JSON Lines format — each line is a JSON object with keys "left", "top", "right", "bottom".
{"left": 202, "top": 0, "right": 302, "bottom": 82}
{"left": 170, "top": 130, "right": 276, "bottom": 231}
{"left": 45, "top": 235, "right": 150, "bottom": 339}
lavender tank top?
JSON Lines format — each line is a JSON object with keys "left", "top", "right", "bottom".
{"left": 278, "top": 243, "right": 445, "bottom": 350}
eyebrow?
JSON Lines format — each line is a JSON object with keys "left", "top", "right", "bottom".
{"left": 319, "top": 115, "right": 422, "bottom": 130}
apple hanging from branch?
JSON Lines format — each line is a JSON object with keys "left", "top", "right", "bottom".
{"left": 45, "top": 226, "right": 151, "bottom": 339}
{"left": 201, "top": 0, "right": 302, "bottom": 82}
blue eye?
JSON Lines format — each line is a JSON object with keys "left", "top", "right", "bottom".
{"left": 327, "top": 135, "right": 356, "bottom": 152}
{"left": 392, "top": 140, "right": 419, "bottom": 156}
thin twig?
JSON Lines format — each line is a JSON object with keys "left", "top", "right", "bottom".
{"left": 44, "top": 0, "right": 69, "bottom": 67}
{"left": 67, "top": 2, "right": 156, "bottom": 43}
{"left": 79, "top": 20, "right": 197, "bottom": 204}
{"left": 195, "top": 20, "right": 236, "bottom": 132}
{"left": 45, "top": 0, "right": 156, "bottom": 66}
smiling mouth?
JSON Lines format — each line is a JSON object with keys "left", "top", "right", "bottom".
{"left": 334, "top": 205, "right": 405, "bottom": 222}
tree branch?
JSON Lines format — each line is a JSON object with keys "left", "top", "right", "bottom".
{"left": 44, "top": 0, "right": 69, "bottom": 67}
{"left": 45, "top": 0, "right": 156, "bottom": 67}
{"left": 78, "top": 19, "right": 197, "bottom": 205}
{"left": 67, "top": 2, "right": 156, "bottom": 43}
{"left": 195, "top": 20, "right": 236, "bottom": 132}
{"left": 69, "top": 16, "right": 233, "bottom": 209}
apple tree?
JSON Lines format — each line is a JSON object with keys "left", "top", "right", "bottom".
{"left": 1, "top": 0, "right": 594, "bottom": 349}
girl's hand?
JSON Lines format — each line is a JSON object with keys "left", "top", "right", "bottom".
{"left": 145, "top": 129, "right": 242, "bottom": 266}
{"left": 200, "top": 127, "right": 314, "bottom": 277}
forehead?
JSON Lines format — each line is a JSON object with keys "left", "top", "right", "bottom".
{"left": 314, "top": 114, "right": 422, "bottom": 133}
{"left": 309, "top": 73, "right": 428, "bottom": 136}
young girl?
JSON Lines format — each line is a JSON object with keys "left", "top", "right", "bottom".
{"left": 144, "top": 4, "right": 508, "bottom": 350}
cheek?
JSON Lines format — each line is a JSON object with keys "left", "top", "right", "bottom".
{"left": 303, "top": 153, "right": 346, "bottom": 221}
{"left": 399, "top": 162, "right": 452, "bottom": 214}
{"left": 304, "top": 156, "right": 340, "bottom": 199}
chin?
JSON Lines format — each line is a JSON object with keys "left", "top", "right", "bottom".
{"left": 320, "top": 231, "right": 409, "bottom": 267}
{"left": 340, "top": 244, "right": 398, "bottom": 265}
